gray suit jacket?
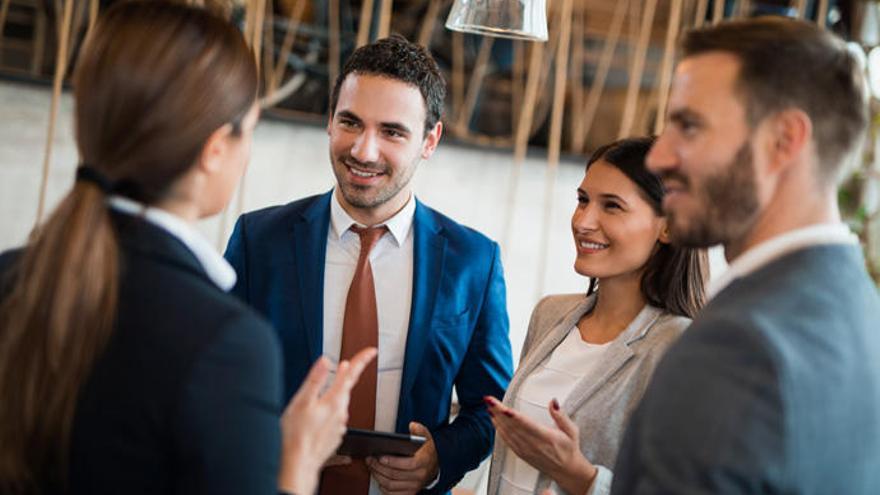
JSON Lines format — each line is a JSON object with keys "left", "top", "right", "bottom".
{"left": 488, "top": 294, "right": 691, "bottom": 494}
{"left": 612, "top": 244, "right": 880, "bottom": 494}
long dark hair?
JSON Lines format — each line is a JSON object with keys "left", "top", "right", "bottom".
{"left": 0, "top": 2, "right": 257, "bottom": 492}
{"left": 585, "top": 136, "right": 708, "bottom": 318}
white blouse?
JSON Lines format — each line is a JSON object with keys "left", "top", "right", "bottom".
{"left": 498, "top": 326, "right": 611, "bottom": 495}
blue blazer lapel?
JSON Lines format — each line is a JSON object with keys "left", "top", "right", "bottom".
{"left": 290, "top": 191, "right": 332, "bottom": 364}
{"left": 397, "top": 201, "right": 446, "bottom": 430}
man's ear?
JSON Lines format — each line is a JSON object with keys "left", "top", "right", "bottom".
{"left": 420, "top": 121, "right": 443, "bottom": 160}
{"left": 658, "top": 217, "right": 671, "bottom": 245}
{"left": 767, "top": 108, "right": 811, "bottom": 175}
{"left": 197, "top": 123, "right": 234, "bottom": 175}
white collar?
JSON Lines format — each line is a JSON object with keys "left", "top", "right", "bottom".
{"left": 107, "top": 196, "right": 237, "bottom": 291}
{"left": 708, "top": 222, "right": 858, "bottom": 300}
{"left": 329, "top": 189, "right": 416, "bottom": 246}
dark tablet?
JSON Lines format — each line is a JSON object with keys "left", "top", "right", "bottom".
{"left": 337, "top": 428, "right": 426, "bottom": 458}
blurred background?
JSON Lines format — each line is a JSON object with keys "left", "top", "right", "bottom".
{"left": 0, "top": 1, "right": 878, "bottom": 489}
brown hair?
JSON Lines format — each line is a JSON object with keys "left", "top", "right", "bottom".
{"left": 329, "top": 34, "right": 446, "bottom": 136}
{"left": 586, "top": 137, "right": 709, "bottom": 318}
{"left": 0, "top": 2, "right": 256, "bottom": 491}
{"left": 682, "top": 16, "right": 868, "bottom": 184}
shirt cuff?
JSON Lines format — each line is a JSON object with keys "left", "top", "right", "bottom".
{"left": 586, "top": 465, "right": 613, "bottom": 495}
{"left": 425, "top": 469, "right": 441, "bottom": 490}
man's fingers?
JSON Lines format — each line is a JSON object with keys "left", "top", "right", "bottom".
{"left": 324, "top": 455, "right": 352, "bottom": 467}
{"left": 367, "top": 456, "right": 423, "bottom": 480}
{"left": 408, "top": 421, "right": 431, "bottom": 440}
{"left": 376, "top": 454, "right": 419, "bottom": 471}
{"left": 367, "top": 459, "right": 419, "bottom": 492}
{"left": 369, "top": 466, "right": 421, "bottom": 493}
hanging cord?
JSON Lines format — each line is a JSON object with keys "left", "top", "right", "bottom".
{"left": 35, "top": 0, "right": 75, "bottom": 227}
{"left": 216, "top": 0, "right": 266, "bottom": 249}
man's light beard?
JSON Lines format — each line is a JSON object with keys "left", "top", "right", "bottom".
{"left": 334, "top": 155, "right": 417, "bottom": 210}
{"left": 667, "top": 141, "right": 761, "bottom": 249}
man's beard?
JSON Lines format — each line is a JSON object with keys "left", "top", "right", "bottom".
{"left": 664, "top": 141, "right": 761, "bottom": 249}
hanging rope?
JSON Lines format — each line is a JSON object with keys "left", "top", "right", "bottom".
{"left": 88, "top": 0, "right": 98, "bottom": 34}
{"left": 534, "top": 0, "right": 574, "bottom": 300}
{"left": 794, "top": 0, "right": 807, "bottom": 20}
{"left": 694, "top": 0, "right": 708, "bottom": 28}
{"left": 572, "top": 0, "right": 627, "bottom": 153}
{"left": 817, "top": 0, "right": 829, "bottom": 29}
{"left": 654, "top": 0, "right": 684, "bottom": 134}
{"left": 270, "top": 0, "right": 307, "bottom": 93}
{"left": 712, "top": 0, "right": 724, "bottom": 24}
{"left": 617, "top": 0, "right": 657, "bottom": 139}
{"left": 35, "top": 0, "right": 75, "bottom": 226}
{"left": 216, "top": 0, "right": 267, "bottom": 249}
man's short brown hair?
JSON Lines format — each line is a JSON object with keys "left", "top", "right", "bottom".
{"left": 682, "top": 17, "right": 868, "bottom": 183}
{"left": 329, "top": 34, "right": 446, "bottom": 137}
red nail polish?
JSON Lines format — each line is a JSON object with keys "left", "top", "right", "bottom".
{"left": 503, "top": 410, "right": 514, "bottom": 418}
{"left": 551, "top": 398, "right": 560, "bottom": 411}
{"left": 483, "top": 396, "right": 494, "bottom": 406}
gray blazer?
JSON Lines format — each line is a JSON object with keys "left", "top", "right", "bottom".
{"left": 612, "top": 244, "right": 880, "bottom": 494}
{"left": 488, "top": 293, "right": 691, "bottom": 495}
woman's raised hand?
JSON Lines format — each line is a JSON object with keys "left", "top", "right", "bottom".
{"left": 278, "top": 348, "right": 377, "bottom": 494}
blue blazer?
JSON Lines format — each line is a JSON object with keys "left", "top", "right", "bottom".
{"left": 224, "top": 191, "right": 513, "bottom": 492}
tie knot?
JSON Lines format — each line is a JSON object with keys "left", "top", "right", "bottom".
{"left": 350, "top": 225, "right": 387, "bottom": 255}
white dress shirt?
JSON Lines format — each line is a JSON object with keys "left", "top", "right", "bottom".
{"left": 323, "top": 190, "right": 415, "bottom": 435}
{"left": 108, "top": 196, "right": 237, "bottom": 291}
{"left": 499, "top": 327, "right": 611, "bottom": 495}
{"left": 708, "top": 223, "right": 859, "bottom": 300}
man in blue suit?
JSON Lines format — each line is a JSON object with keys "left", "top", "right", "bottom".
{"left": 225, "top": 35, "right": 513, "bottom": 494}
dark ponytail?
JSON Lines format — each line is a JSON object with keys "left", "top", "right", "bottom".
{"left": 0, "top": 2, "right": 257, "bottom": 491}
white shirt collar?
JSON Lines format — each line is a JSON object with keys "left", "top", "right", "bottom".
{"left": 708, "top": 222, "right": 858, "bottom": 300}
{"left": 329, "top": 189, "right": 415, "bottom": 246}
{"left": 107, "top": 196, "right": 237, "bottom": 291}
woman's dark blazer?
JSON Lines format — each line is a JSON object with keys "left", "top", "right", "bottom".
{"left": 0, "top": 212, "right": 282, "bottom": 494}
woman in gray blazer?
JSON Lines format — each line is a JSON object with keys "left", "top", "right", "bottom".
{"left": 486, "top": 137, "right": 708, "bottom": 495}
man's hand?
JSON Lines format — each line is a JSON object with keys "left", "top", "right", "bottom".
{"left": 366, "top": 422, "right": 440, "bottom": 495}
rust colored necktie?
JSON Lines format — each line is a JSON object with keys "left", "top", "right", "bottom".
{"left": 320, "top": 225, "right": 386, "bottom": 495}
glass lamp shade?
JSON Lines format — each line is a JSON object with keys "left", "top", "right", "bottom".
{"left": 445, "top": 0, "right": 548, "bottom": 42}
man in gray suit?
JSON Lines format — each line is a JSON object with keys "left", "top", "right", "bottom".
{"left": 609, "top": 17, "right": 880, "bottom": 494}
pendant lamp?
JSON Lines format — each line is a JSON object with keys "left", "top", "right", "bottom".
{"left": 445, "top": 0, "right": 548, "bottom": 41}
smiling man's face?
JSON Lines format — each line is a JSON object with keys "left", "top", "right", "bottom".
{"left": 327, "top": 73, "right": 441, "bottom": 221}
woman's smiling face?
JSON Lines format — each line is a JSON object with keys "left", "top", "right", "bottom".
{"left": 571, "top": 160, "right": 667, "bottom": 283}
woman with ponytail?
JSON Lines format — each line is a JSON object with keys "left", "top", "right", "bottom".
{"left": 0, "top": 2, "right": 373, "bottom": 494}
{"left": 486, "top": 137, "right": 709, "bottom": 495}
